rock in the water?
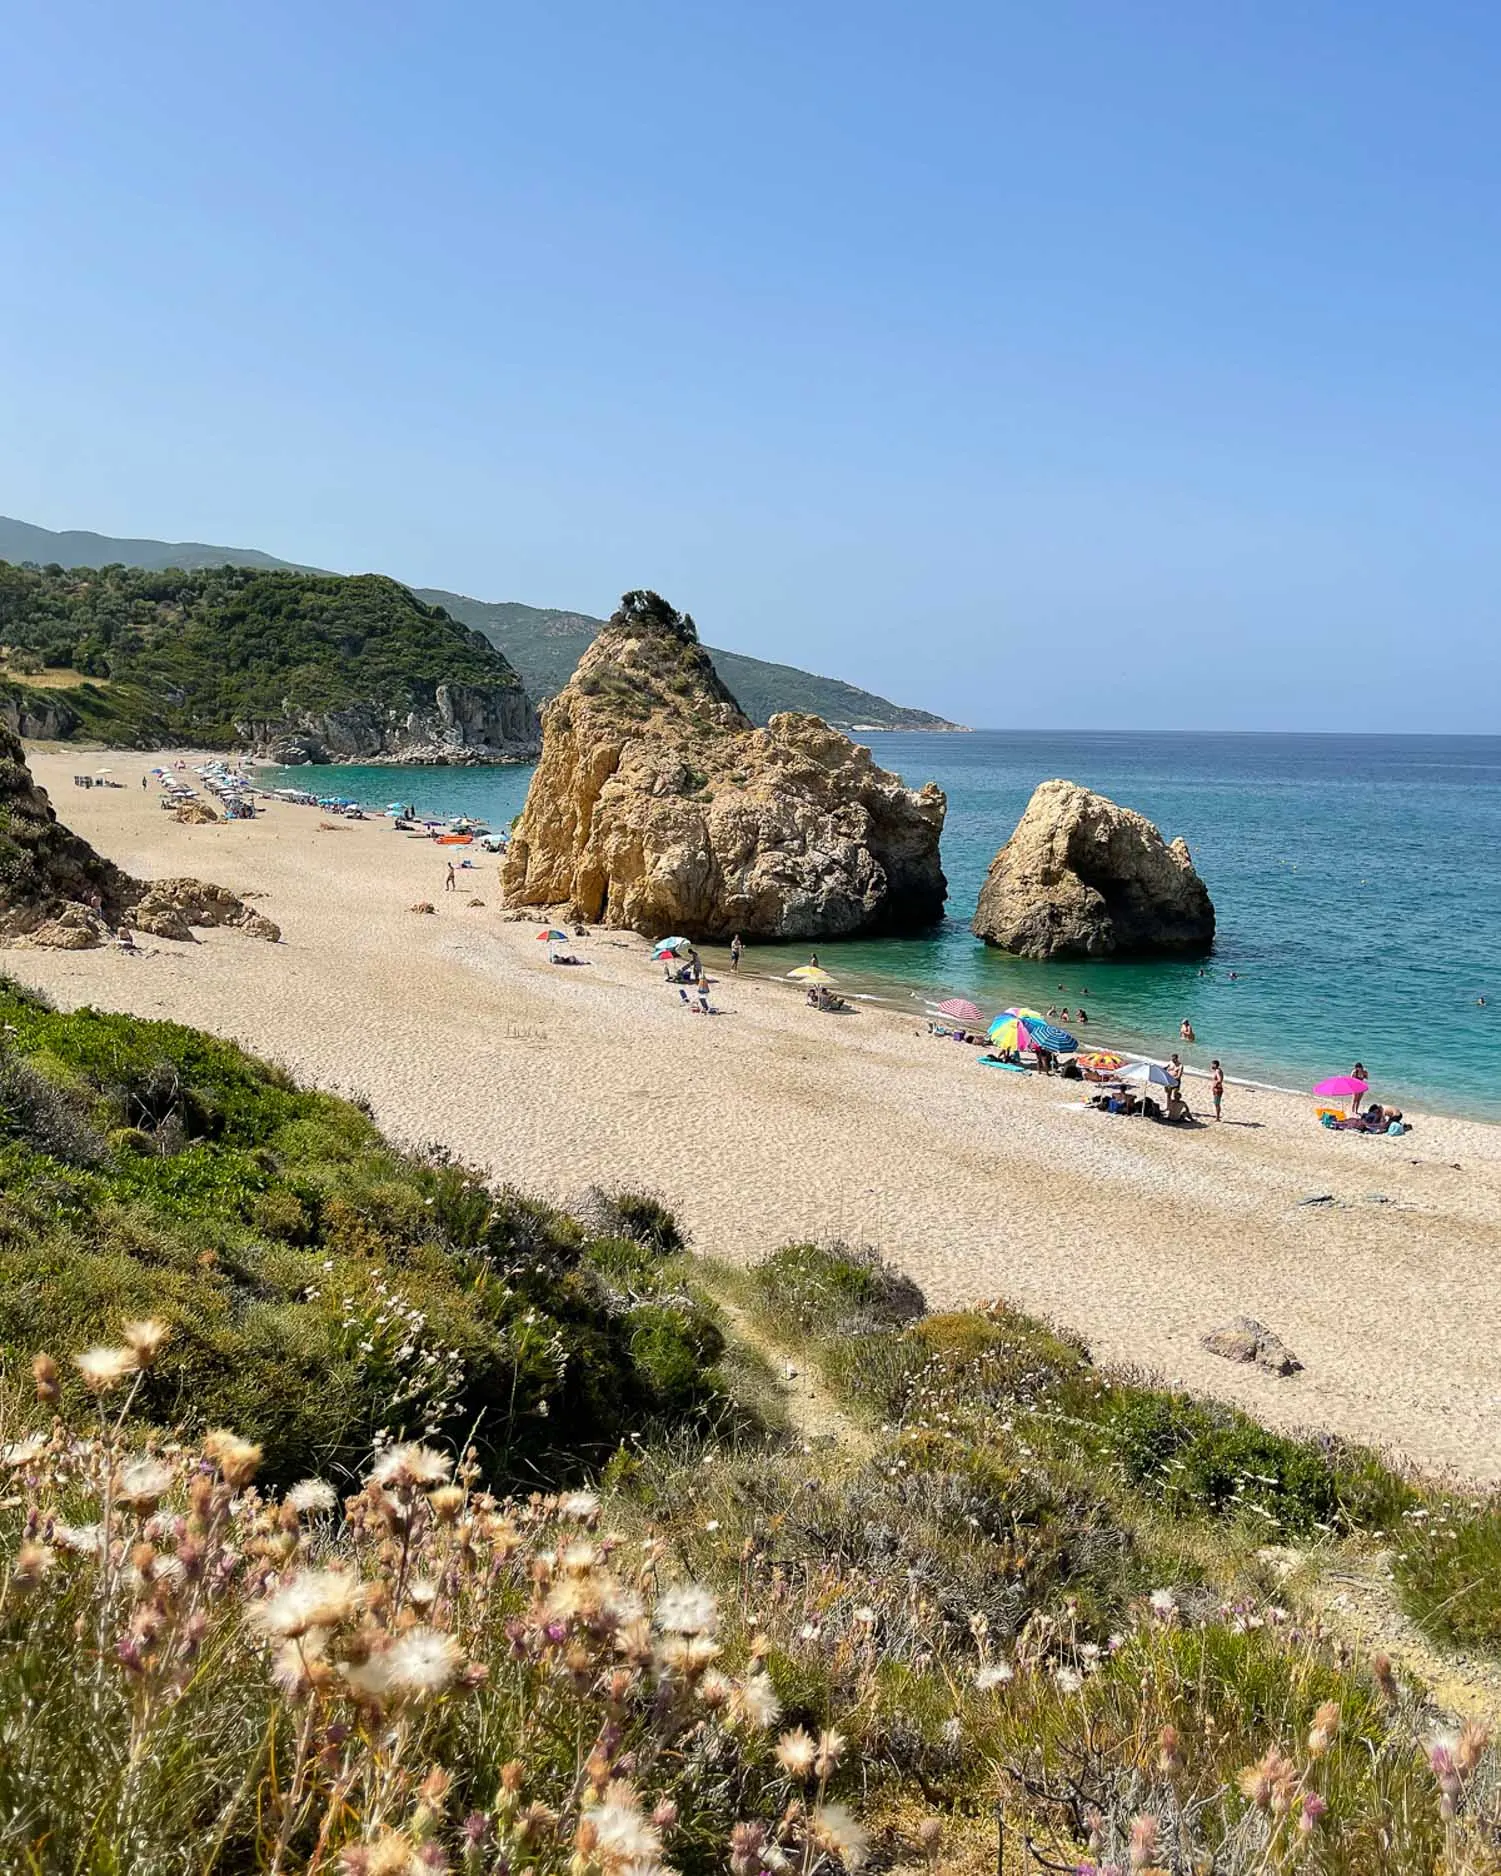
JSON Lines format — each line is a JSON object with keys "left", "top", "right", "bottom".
{"left": 501, "top": 591, "right": 947, "bottom": 939}
{"left": 972, "top": 778, "right": 1214, "bottom": 959}
{"left": 1202, "top": 1316, "right": 1303, "bottom": 1376}
{"left": 0, "top": 724, "right": 279, "bottom": 948}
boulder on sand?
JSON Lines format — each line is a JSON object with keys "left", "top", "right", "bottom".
{"left": 972, "top": 779, "right": 1214, "bottom": 959}
{"left": 1202, "top": 1316, "right": 1303, "bottom": 1376}
{"left": 501, "top": 591, "right": 947, "bottom": 940}
{"left": 0, "top": 724, "right": 280, "bottom": 948}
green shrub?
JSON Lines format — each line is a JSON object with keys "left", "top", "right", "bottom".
{"left": 748, "top": 1241, "right": 926, "bottom": 1339}
{"left": 1393, "top": 1498, "right": 1501, "bottom": 1647}
{"left": 580, "top": 1185, "right": 689, "bottom": 1257}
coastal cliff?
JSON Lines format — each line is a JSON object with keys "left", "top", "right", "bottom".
{"left": 0, "top": 723, "right": 279, "bottom": 946}
{"left": 973, "top": 778, "right": 1214, "bottom": 958}
{"left": 0, "top": 562, "right": 541, "bottom": 762}
{"left": 501, "top": 590, "right": 946, "bottom": 938}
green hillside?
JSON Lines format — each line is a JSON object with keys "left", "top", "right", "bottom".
{"left": 0, "top": 561, "right": 526, "bottom": 749}
{"left": 0, "top": 518, "right": 959, "bottom": 730}
{"left": 417, "top": 587, "right": 958, "bottom": 728}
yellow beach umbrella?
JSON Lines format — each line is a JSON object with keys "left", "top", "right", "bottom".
{"left": 788, "top": 966, "right": 835, "bottom": 984}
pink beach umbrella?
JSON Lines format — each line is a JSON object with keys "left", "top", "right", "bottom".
{"left": 1312, "top": 1075, "right": 1369, "bottom": 1099}
{"left": 935, "top": 998, "right": 985, "bottom": 1025}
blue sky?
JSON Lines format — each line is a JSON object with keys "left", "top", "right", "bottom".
{"left": 3, "top": 1, "right": 1500, "bottom": 731}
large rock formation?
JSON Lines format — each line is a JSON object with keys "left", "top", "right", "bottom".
{"left": 972, "top": 779, "right": 1214, "bottom": 959}
{"left": 501, "top": 591, "right": 946, "bottom": 939}
{"left": 237, "top": 681, "right": 539, "bottom": 766}
{"left": 0, "top": 725, "right": 280, "bottom": 948}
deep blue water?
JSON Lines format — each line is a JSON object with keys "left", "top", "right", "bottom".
{"left": 264, "top": 731, "right": 1501, "bottom": 1119}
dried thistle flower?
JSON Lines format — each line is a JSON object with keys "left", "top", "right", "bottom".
{"left": 75, "top": 1346, "right": 139, "bottom": 1393}
{"left": 776, "top": 1728, "right": 818, "bottom": 1779}
{"left": 810, "top": 1801, "right": 868, "bottom": 1870}
{"left": 203, "top": 1430, "right": 262, "bottom": 1488}
{"left": 32, "top": 1352, "right": 60, "bottom": 1404}
{"left": 120, "top": 1318, "right": 170, "bottom": 1368}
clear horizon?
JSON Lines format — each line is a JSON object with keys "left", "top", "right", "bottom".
{"left": 4, "top": 4, "right": 1501, "bottom": 734}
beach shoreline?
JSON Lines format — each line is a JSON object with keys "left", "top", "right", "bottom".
{"left": 11, "top": 745, "right": 1501, "bottom": 1486}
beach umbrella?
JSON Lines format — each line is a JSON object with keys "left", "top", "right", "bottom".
{"left": 1119, "top": 1060, "right": 1175, "bottom": 1087}
{"left": 652, "top": 936, "right": 691, "bottom": 956}
{"left": 1312, "top": 1075, "right": 1369, "bottom": 1099}
{"left": 788, "top": 966, "right": 836, "bottom": 984}
{"left": 536, "top": 928, "right": 570, "bottom": 942}
{"left": 987, "top": 1011, "right": 1076, "bottom": 1052}
{"left": 1079, "top": 1050, "right": 1125, "bottom": 1072}
{"left": 934, "top": 998, "right": 985, "bottom": 1024}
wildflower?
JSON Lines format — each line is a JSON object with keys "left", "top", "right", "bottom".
{"left": 370, "top": 1442, "right": 451, "bottom": 1490}
{"left": 121, "top": 1318, "right": 170, "bottom": 1368}
{"left": 1456, "top": 1720, "right": 1491, "bottom": 1775}
{"left": 811, "top": 1801, "right": 868, "bottom": 1870}
{"left": 286, "top": 1478, "right": 338, "bottom": 1516}
{"left": 52, "top": 1522, "right": 105, "bottom": 1557}
{"left": 697, "top": 1669, "right": 733, "bottom": 1709}
{"left": 974, "top": 1661, "right": 1014, "bottom": 1691}
{"left": 1307, "top": 1699, "right": 1340, "bottom": 1757}
{"left": 75, "top": 1346, "right": 138, "bottom": 1393}
{"left": 204, "top": 1429, "right": 262, "bottom": 1488}
{"left": 1237, "top": 1747, "right": 1298, "bottom": 1812}
{"left": 591, "top": 1798, "right": 661, "bottom": 1870}
{"left": 655, "top": 1581, "right": 718, "bottom": 1635}
{"left": 1128, "top": 1814, "right": 1160, "bottom": 1870}
{"left": 117, "top": 1457, "right": 175, "bottom": 1509}
{"left": 814, "top": 1728, "right": 846, "bottom": 1779}
{"left": 1372, "top": 1652, "right": 1398, "bottom": 1705}
{"left": 1158, "top": 1724, "right": 1183, "bottom": 1774}
{"left": 1148, "top": 1588, "right": 1177, "bottom": 1620}
{"left": 1299, "top": 1792, "right": 1328, "bottom": 1833}
{"left": 728, "top": 1671, "right": 781, "bottom": 1730}
{"left": 33, "top": 1352, "right": 60, "bottom": 1404}
{"left": 1, "top": 1435, "right": 48, "bottom": 1469}
{"left": 252, "top": 1568, "right": 362, "bottom": 1639}
{"left": 354, "top": 1626, "right": 462, "bottom": 1701}
{"left": 1054, "top": 1665, "right": 1084, "bottom": 1694}
{"left": 428, "top": 1484, "right": 465, "bottom": 1522}
{"left": 776, "top": 1727, "right": 818, "bottom": 1778}
{"left": 12, "top": 1541, "right": 54, "bottom": 1590}
{"left": 271, "top": 1629, "right": 331, "bottom": 1698}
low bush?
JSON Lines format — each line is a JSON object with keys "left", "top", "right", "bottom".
{"left": 1394, "top": 1499, "right": 1501, "bottom": 1647}
{"left": 747, "top": 1241, "right": 926, "bottom": 1339}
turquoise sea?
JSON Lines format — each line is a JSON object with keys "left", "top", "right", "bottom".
{"left": 265, "top": 732, "right": 1501, "bottom": 1121}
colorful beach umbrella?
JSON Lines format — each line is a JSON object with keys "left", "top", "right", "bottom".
{"left": 1079, "top": 1050, "right": 1125, "bottom": 1072}
{"left": 1312, "top": 1075, "right": 1368, "bottom": 1098}
{"left": 934, "top": 998, "right": 985, "bottom": 1024}
{"left": 652, "top": 936, "right": 691, "bottom": 956}
{"left": 789, "top": 966, "right": 836, "bottom": 984}
{"left": 988, "top": 1010, "right": 1078, "bottom": 1053}
{"left": 536, "top": 928, "right": 570, "bottom": 942}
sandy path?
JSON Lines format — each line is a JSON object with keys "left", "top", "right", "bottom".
{"left": 11, "top": 749, "right": 1501, "bottom": 1485}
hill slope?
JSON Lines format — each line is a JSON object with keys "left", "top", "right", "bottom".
{"left": 419, "top": 589, "right": 957, "bottom": 730}
{"left": 0, "top": 517, "right": 958, "bottom": 730}
{"left": 0, "top": 562, "right": 539, "bottom": 761}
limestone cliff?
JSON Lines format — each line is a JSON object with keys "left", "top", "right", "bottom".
{"left": 501, "top": 591, "right": 946, "bottom": 939}
{"left": 0, "top": 725, "right": 280, "bottom": 948}
{"left": 238, "top": 680, "right": 540, "bottom": 766}
{"left": 973, "top": 779, "right": 1214, "bottom": 958}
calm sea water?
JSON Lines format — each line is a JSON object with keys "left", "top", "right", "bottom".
{"left": 264, "top": 731, "right": 1501, "bottom": 1119}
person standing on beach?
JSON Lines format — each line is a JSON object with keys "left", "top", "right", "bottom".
{"left": 730, "top": 934, "right": 743, "bottom": 972}
{"left": 444, "top": 862, "right": 456, "bottom": 893}
{"left": 1167, "top": 1052, "right": 1184, "bottom": 1089}
{"left": 1210, "top": 1059, "right": 1225, "bottom": 1121}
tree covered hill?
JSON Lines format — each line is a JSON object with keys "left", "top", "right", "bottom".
{"left": 0, "top": 516, "right": 960, "bottom": 730}
{"left": 0, "top": 561, "right": 535, "bottom": 757}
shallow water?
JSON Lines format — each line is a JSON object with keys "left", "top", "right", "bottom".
{"left": 263, "top": 730, "right": 1501, "bottom": 1118}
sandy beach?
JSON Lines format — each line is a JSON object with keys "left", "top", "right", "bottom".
{"left": 12, "top": 748, "right": 1501, "bottom": 1485}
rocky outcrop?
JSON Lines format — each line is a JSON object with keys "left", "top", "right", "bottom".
{"left": 0, "top": 724, "right": 280, "bottom": 948}
{"left": 501, "top": 591, "right": 946, "bottom": 939}
{"left": 0, "top": 686, "right": 81, "bottom": 742}
{"left": 972, "top": 779, "right": 1214, "bottom": 959}
{"left": 238, "top": 682, "right": 539, "bottom": 766}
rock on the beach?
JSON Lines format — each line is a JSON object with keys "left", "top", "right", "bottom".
{"left": 500, "top": 590, "right": 947, "bottom": 940}
{"left": 972, "top": 778, "right": 1215, "bottom": 959}
{"left": 1202, "top": 1315, "right": 1303, "bottom": 1376}
{"left": 0, "top": 723, "right": 279, "bottom": 948}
